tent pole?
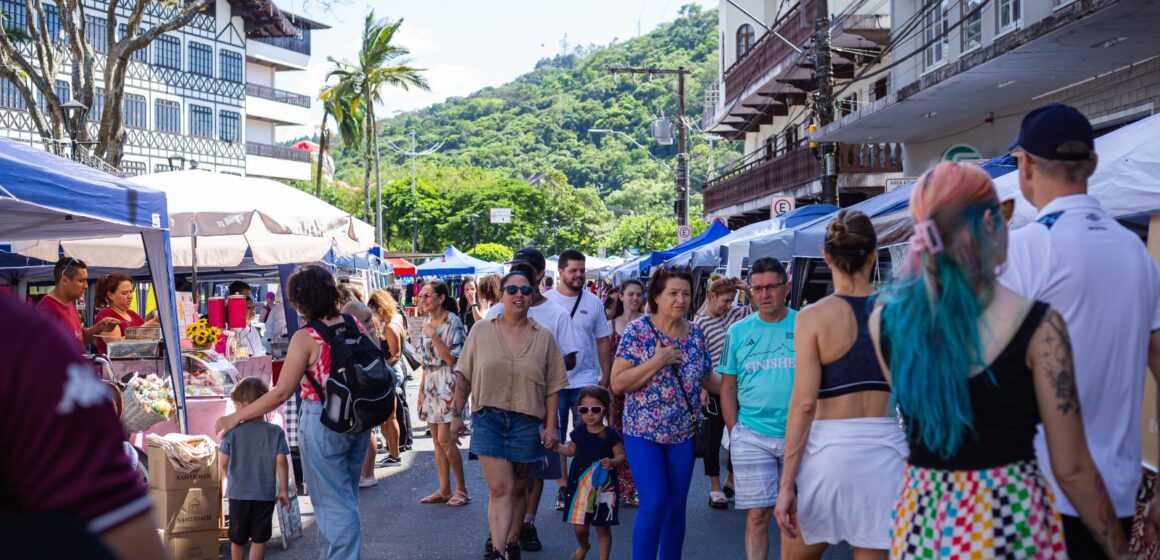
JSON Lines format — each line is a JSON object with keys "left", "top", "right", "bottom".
{"left": 191, "top": 223, "right": 198, "bottom": 307}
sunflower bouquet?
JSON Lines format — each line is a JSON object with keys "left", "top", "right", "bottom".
{"left": 185, "top": 319, "right": 222, "bottom": 348}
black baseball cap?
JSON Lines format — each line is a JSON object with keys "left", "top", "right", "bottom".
{"left": 511, "top": 247, "right": 546, "bottom": 273}
{"left": 1008, "top": 103, "right": 1094, "bottom": 161}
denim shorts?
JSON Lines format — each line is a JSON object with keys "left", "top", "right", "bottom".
{"left": 469, "top": 407, "right": 543, "bottom": 464}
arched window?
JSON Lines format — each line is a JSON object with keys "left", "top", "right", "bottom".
{"left": 736, "top": 24, "right": 755, "bottom": 59}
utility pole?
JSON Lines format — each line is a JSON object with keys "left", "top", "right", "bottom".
{"left": 607, "top": 65, "right": 692, "bottom": 226}
{"left": 470, "top": 213, "right": 479, "bottom": 251}
{"left": 384, "top": 131, "right": 444, "bottom": 253}
{"left": 813, "top": 15, "right": 838, "bottom": 206}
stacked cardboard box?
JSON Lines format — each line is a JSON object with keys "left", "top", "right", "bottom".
{"left": 147, "top": 446, "right": 222, "bottom": 560}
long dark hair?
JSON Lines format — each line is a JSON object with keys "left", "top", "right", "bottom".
{"left": 426, "top": 279, "right": 459, "bottom": 314}
{"left": 614, "top": 279, "right": 644, "bottom": 318}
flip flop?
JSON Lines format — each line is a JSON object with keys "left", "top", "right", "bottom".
{"left": 419, "top": 491, "right": 450, "bottom": 504}
{"left": 447, "top": 491, "right": 472, "bottom": 507}
{"left": 709, "top": 491, "right": 728, "bottom": 510}
{"left": 722, "top": 485, "right": 735, "bottom": 500}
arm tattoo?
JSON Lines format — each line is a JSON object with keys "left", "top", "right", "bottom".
{"left": 1041, "top": 310, "right": 1081, "bottom": 416}
{"left": 1095, "top": 472, "right": 1130, "bottom": 556}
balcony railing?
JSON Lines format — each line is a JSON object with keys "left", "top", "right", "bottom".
{"left": 839, "top": 142, "right": 903, "bottom": 173}
{"left": 246, "top": 142, "right": 311, "bottom": 163}
{"left": 704, "top": 147, "right": 818, "bottom": 213}
{"left": 723, "top": 0, "right": 816, "bottom": 105}
{"left": 252, "top": 31, "right": 312, "bottom": 56}
{"left": 246, "top": 83, "right": 311, "bottom": 108}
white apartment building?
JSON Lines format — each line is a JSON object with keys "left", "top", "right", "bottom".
{"left": 815, "top": 0, "right": 1160, "bottom": 174}
{"left": 0, "top": 0, "right": 324, "bottom": 181}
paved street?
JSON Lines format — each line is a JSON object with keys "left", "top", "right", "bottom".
{"left": 263, "top": 379, "right": 854, "bottom": 559}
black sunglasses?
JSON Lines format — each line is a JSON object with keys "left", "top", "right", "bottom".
{"left": 578, "top": 406, "right": 604, "bottom": 415}
{"left": 504, "top": 285, "right": 533, "bottom": 295}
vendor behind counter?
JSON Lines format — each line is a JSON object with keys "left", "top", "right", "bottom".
{"left": 93, "top": 272, "right": 158, "bottom": 354}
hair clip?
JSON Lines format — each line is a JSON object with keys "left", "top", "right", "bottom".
{"left": 910, "top": 220, "right": 945, "bottom": 255}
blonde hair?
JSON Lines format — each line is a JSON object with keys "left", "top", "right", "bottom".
{"left": 367, "top": 289, "right": 399, "bottom": 323}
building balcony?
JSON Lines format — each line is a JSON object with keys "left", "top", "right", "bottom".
{"left": 703, "top": 143, "right": 902, "bottom": 215}
{"left": 245, "top": 83, "right": 312, "bottom": 126}
{"left": 246, "top": 142, "right": 311, "bottom": 181}
{"left": 246, "top": 83, "right": 310, "bottom": 108}
{"left": 246, "top": 142, "right": 310, "bottom": 162}
{"left": 246, "top": 38, "right": 310, "bottom": 71}
{"left": 722, "top": 0, "right": 816, "bottom": 107}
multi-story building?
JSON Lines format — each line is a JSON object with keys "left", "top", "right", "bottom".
{"left": 815, "top": 0, "right": 1159, "bottom": 176}
{"left": 702, "top": 0, "right": 903, "bottom": 226}
{"left": 0, "top": 0, "right": 324, "bottom": 181}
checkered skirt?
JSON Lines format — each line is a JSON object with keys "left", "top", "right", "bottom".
{"left": 891, "top": 460, "right": 1066, "bottom": 559}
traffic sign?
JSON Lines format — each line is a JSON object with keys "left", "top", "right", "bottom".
{"left": 771, "top": 196, "right": 795, "bottom": 218}
{"left": 676, "top": 224, "right": 693, "bottom": 244}
{"left": 490, "top": 208, "right": 512, "bottom": 224}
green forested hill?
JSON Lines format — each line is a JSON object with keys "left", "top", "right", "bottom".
{"left": 319, "top": 5, "right": 738, "bottom": 255}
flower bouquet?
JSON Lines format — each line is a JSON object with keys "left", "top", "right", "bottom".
{"left": 185, "top": 319, "right": 222, "bottom": 349}
{"left": 120, "top": 373, "right": 177, "bottom": 433}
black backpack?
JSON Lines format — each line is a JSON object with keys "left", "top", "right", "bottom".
{"left": 305, "top": 314, "right": 397, "bottom": 434}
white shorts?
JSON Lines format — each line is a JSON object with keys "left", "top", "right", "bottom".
{"left": 730, "top": 422, "right": 785, "bottom": 510}
{"left": 796, "top": 417, "right": 908, "bottom": 549}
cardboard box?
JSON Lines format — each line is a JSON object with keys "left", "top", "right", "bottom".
{"left": 164, "top": 529, "right": 221, "bottom": 560}
{"left": 150, "top": 487, "right": 220, "bottom": 534}
{"left": 148, "top": 446, "right": 220, "bottom": 490}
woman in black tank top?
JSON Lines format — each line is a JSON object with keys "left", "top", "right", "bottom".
{"left": 870, "top": 162, "right": 1128, "bottom": 560}
{"left": 775, "top": 210, "right": 907, "bottom": 560}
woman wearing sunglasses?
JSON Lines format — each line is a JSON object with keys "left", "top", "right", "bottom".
{"left": 417, "top": 280, "right": 470, "bottom": 507}
{"left": 452, "top": 269, "right": 569, "bottom": 560}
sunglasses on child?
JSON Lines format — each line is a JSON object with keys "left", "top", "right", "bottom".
{"left": 578, "top": 406, "right": 604, "bottom": 415}
{"left": 504, "top": 285, "right": 533, "bottom": 295}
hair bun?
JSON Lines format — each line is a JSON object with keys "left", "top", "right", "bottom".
{"left": 826, "top": 219, "right": 849, "bottom": 244}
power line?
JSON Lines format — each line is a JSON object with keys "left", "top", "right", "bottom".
{"left": 383, "top": 131, "right": 444, "bottom": 252}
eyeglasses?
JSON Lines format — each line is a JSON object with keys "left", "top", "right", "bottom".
{"left": 751, "top": 281, "right": 788, "bottom": 293}
{"left": 504, "top": 285, "right": 533, "bottom": 296}
{"left": 418, "top": 293, "right": 434, "bottom": 299}
{"left": 578, "top": 406, "right": 604, "bottom": 415}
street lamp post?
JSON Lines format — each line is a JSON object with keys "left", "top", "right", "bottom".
{"left": 376, "top": 180, "right": 393, "bottom": 247}
{"left": 60, "top": 100, "right": 87, "bottom": 161}
{"left": 469, "top": 213, "right": 479, "bottom": 251}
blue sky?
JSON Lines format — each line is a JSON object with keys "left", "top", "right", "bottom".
{"left": 277, "top": 0, "right": 718, "bottom": 139}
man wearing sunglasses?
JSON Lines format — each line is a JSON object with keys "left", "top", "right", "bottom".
{"left": 36, "top": 257, "right": 119, "bottom": 351}
{"left": 484, "top": 248, "right": 581, "bottom": 554}
{"left": 1000, "top": 102, "right": 1160, "bottom": 559}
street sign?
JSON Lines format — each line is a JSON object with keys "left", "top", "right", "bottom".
{"left": 885, "top": 178, "right": 916, "bottom": 192}
{"left": 676, "top": 224, "right": 693, "bottom": 244}
{"left": 490, "top": 208, "right": 512, "bottom": 224}
{"left": 770, "top": 196, "right": 795, "bottom": 218}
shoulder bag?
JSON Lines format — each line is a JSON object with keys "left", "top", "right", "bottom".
{"left": 643, "top": 317, "right": 709, "bottom": 458}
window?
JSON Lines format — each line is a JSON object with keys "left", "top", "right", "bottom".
{"left": 118, "top": 24, "right": 147, "bottom": 61}
{"left": 189, "top": 104, "right": 212, "bottom": 138}
{"left": 39, "top": 79, "right": 69, "bottom": 112}
{"left": 871, "top": 77, "right": 888, "bottom": 101}
{"left": 188, "top": 42, "right": 212, "bottom": 76}
{"left": 736, "top": 24, "right": 755, "bottom": 60}
{"left": 998, "top": 0, "right": 1021, "bottom": 33}
{"left": 120, "top": 160, "right": 146, "bottom": 176}
{"left": 123, "top": 93, "right": 145, "bottom": 128}
{"left": 923, "top": 1, "right": 950, "bottom": 71}
{"left": 220, "top": 50, "right": 243, "bottom": 83}
{"left": 88, "top": 87, "right": 104, "bottom": 122}
{"left": 154, "top": 34, "right": 180, "bottom": 70}
{"left": 840, "top": 92, "right": 858, "bottom": 117}
{"left": 0, "top": 79, "right": 25, "bottom": 109}
{"left": 155, "top": 99, "right": 180, "bottom": 133}
{"left": 0, "top": 0, "right": 27, "bottom": 32}
{"left": 962, "top": 0, "right": 983, "bottom": 52}
{"left": 86, "top": 15, "right": 108, "bottom": 52}
{"left": 219, "top": 110, "right": 240, "bottom": 142}
{"left": 43, "top": 4, "right": 61, "bottom": 41}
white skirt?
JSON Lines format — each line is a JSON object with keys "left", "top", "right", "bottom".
{"left": 797, "top": 417, "right": 908, "bottom": 550}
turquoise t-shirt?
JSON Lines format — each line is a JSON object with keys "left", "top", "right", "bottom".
{"left": 717, "top": 310, "right": 797, "bottom": 438}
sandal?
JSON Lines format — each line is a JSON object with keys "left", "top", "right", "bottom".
{"left": 623, "top": 492, "right": 639, "bottom": 508}
{"left": 419, "top": 491, "right": 450, "bottom": 504}
{"left": 708, "top": 491, "right": 728, "bottom": 510}
{"left": 446, "top": 490, "right": 472, "bottom": 507}
{"left": 722, "top": 485, "right": 735, "bottom": 500}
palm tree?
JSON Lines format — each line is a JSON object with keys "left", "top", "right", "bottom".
{"left": 325, "top": 12, "right": 428, "bottom": 242}
{"left": 316, "top": 81, "right": 363, "bottom": 197}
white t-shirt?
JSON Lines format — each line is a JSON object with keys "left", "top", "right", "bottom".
{"left": 485, "top": 299, "right": 581, "bottom": 361}
{"left": 1000, "top": 194, "right": 1160, "bottom": 518}
{"left": 544, "top": 289, "right": 612, "bottom": 388}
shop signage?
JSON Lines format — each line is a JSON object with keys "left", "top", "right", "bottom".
{"left": 886, "top": 178, "right": 916, "bottom": 192}
{"left": 490, "top": 208, "right": 512, "bottom": 224}
{"left": 943, "top": 144, "right": 982, "bottom": 162}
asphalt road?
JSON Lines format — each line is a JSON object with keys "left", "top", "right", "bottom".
{"left": 260, "top": 379, "right": 854, "bottom": 560}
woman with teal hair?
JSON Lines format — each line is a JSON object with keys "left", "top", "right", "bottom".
{"left": 868, "top": 162, "right": 1129, "bottom": 559}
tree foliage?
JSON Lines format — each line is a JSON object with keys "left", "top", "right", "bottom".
{"left": 467, "top": 243, "right": 513, "bottom": 263}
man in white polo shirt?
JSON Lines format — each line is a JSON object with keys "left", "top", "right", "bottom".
{"left": 1000, "top": 102, "right": 1160, "bottom": 559}
{"left": 544, "top": 249, "right": 613, "bottom": 511}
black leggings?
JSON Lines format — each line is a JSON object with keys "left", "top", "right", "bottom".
{"left": 702, "top": 393, "right": 731, "bottom": 478}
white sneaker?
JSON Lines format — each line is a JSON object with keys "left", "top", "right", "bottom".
{"left": 359, "top": 476, "right": 378, "bottom": 488}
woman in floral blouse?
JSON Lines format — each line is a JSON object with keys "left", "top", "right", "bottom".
{"left": 611, "top": 267, "right": 712, "bottom": 560}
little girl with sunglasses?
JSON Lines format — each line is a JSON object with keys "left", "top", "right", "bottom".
{"left": 551, "top": 385, "right": 625, "bottom": 560}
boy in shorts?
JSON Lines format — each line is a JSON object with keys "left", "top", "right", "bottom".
{"left": 220, "top": 377, "right": 290, "bottom": 560}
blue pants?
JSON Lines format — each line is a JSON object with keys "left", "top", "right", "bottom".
{"left": 557, "top": 387, "right": 583, "bottom": 443}
{"left": 623, "top": 435, "right": 695, "bottom": 560}
{"left": 300, "top": 399, "right": 372, "bottom": 560}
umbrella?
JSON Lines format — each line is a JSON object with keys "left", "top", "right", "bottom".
{"left": 292, "top": 140, "right": 320, "bottom": 153}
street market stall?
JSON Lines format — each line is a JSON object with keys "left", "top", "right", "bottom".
{"left": 416, "top": 245, "right": 504, "bottom": 276}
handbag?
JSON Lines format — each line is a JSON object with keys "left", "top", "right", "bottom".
{"left": 644, "top": 317, "right": 709, "bottom": 458}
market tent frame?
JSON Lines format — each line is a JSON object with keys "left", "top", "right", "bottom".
{"left": 642, "top": 220, "right": 732, "bottom": 274}
{"left": 416, "top": 246, "right": 505, "bottom": 276}
{"left": 0, "top": 138, "right": 187, "bottom": 432}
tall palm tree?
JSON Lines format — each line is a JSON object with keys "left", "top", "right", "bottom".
{"left": 325, "top": 12, "right": 428, "bottom": 242}
{"left": 316, "top": 81, "right": 363, "bottom": 197}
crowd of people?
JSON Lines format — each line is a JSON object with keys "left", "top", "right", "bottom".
{"left": 6, "top": 102, "right": 1160, "bottom": 560}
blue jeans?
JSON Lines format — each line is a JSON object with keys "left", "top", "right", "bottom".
{"left": 299, "top": 399, "right": 371, "bottom": 560}
{"left": 623, "top": 435, "right": 695, "bottom": 560}
{"left": 557, "top": 387, "right": 584, "bottom": 443}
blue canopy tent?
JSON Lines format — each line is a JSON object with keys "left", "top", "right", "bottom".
{"left": 417, "top": 246, "right": 505, "bottom": 277}
{"left": 641, "top": 221, "right": 731, "bottom": 275}
{"left": 603, "top": 253, "right": 650, "bottom": 284}
{"left": 0, "top": 138, "right": 187, "bottom": 432}
{"left": 668, "top": 205, "right": 841, "bottom": 271}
